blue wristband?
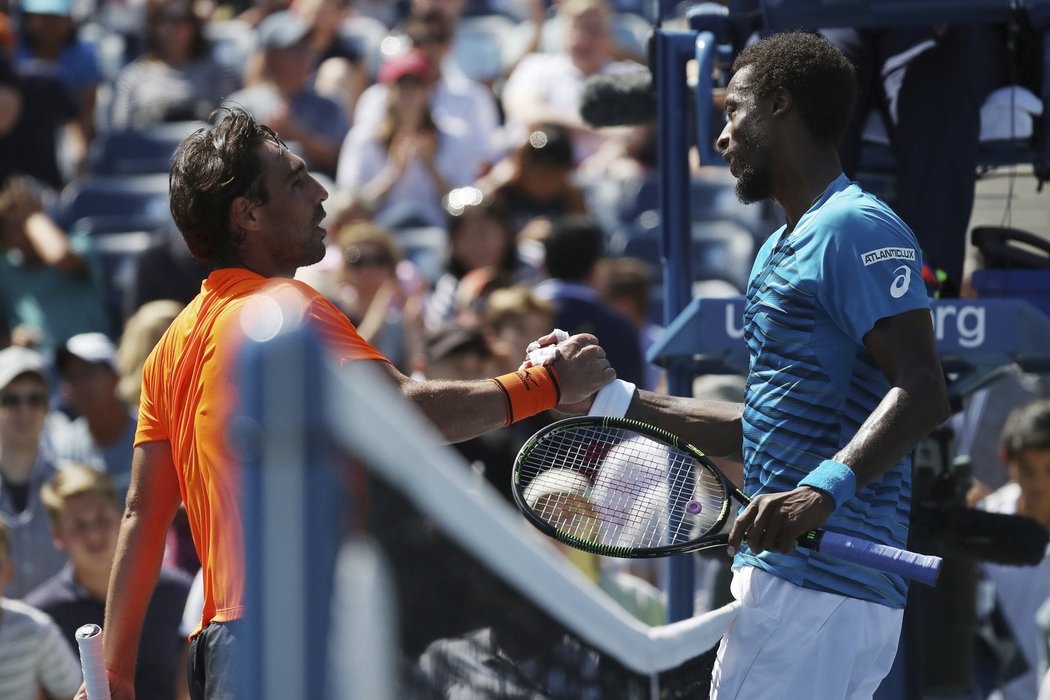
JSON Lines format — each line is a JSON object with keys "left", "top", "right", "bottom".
{"left": 798, "top": 459, "right": 856, "bottom": 511}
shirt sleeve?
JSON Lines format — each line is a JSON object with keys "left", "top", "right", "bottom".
{"left": 135, "top": 344, "right": 169, "bottom": 445}
{"left": 303, "top": 289, "right": 391, "bottom": 365}
{"left": 36, "top": 613, "right": 83, "bottom": 698}
{"left": 816, "top": 202, "right": 930, "bottom": 344}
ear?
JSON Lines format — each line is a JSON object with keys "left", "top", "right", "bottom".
{"left": 50, "top": 525, "right": 68, "bottom": 552}
{"left": 0, "top": 559, "right": 14, "bottom": 589}
{"left": 229, "top": 195, "right": 261, "bottom": 234}
{"left": 769, "top": 86, "right": 792, "bottom": 120}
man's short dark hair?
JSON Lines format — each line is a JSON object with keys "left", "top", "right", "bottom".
{"left": 1001, "top": 399, "right": 1050, "bottom": 459}
{"left": 543, "top": 215, "right": 605, "bottom": 281}
{"left": 733, "top": 31, "right": 857, "bottom": 146}
{"left": 169, "top": 108, "right": 284, "bottom": 267}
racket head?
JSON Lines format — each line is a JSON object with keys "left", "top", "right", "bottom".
{"left": 512, "top": 416, "right": 736, "bottom": 558}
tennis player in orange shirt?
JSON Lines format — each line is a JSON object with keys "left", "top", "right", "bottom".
{"left": 75, "top": 108, "right": 614, "bottom": 700}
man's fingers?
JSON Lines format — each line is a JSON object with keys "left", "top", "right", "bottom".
{"left": 727, "top": 502, "right": 757, "bottom": 555}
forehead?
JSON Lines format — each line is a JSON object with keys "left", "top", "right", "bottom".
{"left": 725, "top": 65, "right": 757, "bottom": 102}
{"left": 259, "top": 141, "right": 305, "bottom": 183}
{"left": 59, "top": 491, "right": 120, "bottom": 518}
{"left": 2, "top": 373, "right": 46, "bottom": 393}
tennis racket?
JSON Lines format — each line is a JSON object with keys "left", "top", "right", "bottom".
{"left": 76, "top": 624, "right": 112, "bottom": 700}
{"left": 512, "top": 416, "right": 942, "bottom": 586}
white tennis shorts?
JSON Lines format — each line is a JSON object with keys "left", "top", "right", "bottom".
{"left": 710, "top": 566, "right": 903, "bottom": 700}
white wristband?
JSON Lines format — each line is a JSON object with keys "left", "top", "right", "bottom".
{"left": 588, "top": 379, "right": 636, "bottom": 419}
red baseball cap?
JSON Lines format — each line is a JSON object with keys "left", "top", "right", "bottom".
{"left": 378, "top": 49, "right": 437, "bottom": 85}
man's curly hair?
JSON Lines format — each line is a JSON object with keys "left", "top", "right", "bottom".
{"left": 733, "top": 32, "right": 857, "bottom": 146}
{"left": 169, "top": 108, "right": 284, "bottom": 268}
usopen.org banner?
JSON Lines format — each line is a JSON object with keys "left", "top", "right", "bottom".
{"left": 649, "top": 296, "right": 1050, "bottom": 375}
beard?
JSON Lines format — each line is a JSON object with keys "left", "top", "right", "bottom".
{"left": 732, "top": 121, "right": 773, "bottom": 204}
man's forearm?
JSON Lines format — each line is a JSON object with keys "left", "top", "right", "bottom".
{"left": 834, "top": 368, "right": 950, "bottom": 489}
{"left": 103, "top": 508, "right": 171, "bottom": 680}
{"left": 627, "top": 390, "right": 745, "bottom": 461}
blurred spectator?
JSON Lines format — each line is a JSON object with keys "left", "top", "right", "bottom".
{"left": 109, "top": 0, "right": 239, "bottom": 130}
{"left": 501, "top": 0, "right": 639, "bottom": 165}
{"left": 0, "top": 53, "right": 78, "bottom": 190}
{"left": 425, "top": 190, "right": 535, "bottom": 328}
{"left": 481, "top": 123, "right": 589, "bottom": 238}
{"left": 481, "top": 285, "right": 553, "bottom": 374}
{"left": 125, "top": 223, "right": 211, "bottom": 317}
{"left": 419, "top": 318, "right": 493, "bottom": 381}
{"left": 0, "top": 514, "right": 82, "bottom": 700}
{"left": 226, "top": 10, "right": 349, "bottom": 176}
{"left": 329, "top": 220, "right": 425, "bottom": 372}
{"left": 115, "top": 299, "right": 184, "bottom": 408}
{"left": 977, "top": 399, "right": 1050, "bottom": 700}
{"left": 0, "top": 176, "right": 110, "bottom": 350}
{"left": 26, "top": 465, "right": 192, "bottom": 700}
{"left": 822, "top": 26, "right": 1009, "bottom": 296}
{"left": 353, "top": 10, "right": 501, "bottom": 176}
{"left": 295, "top": 0, "right": 369, "bottom": 124}
{"left": 48, "top": 333, "right": 137, "bottom": 499}
{"left": 535, "top": 214, "right": 644, "bottom": 386}
{"left": 0, "top": 346, "right": 68, "bottom": 597}
{"left": 337, "top": 49, "right": 476, "bottom": 229}
{"left": 12, "top": 0, "right": 101, "bottom": 168}
{"left": 595, "top": 256, "right": 663, "bottom": 392}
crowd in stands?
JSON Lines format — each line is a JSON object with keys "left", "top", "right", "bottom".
{"left": 0, "top": 0, "right": 1047, "bottom": 695}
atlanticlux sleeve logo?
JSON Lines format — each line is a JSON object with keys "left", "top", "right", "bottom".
{"left": 861, "top": 247, "right": 917, "bottom": 266}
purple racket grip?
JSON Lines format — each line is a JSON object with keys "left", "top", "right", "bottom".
{"left": 816, "top": 532, "right": 942, "bottom": 586}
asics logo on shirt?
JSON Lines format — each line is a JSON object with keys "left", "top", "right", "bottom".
{"left": 890, "top": 265, "right": 911, "bottom": 298}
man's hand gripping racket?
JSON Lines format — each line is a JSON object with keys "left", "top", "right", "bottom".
{"left": 512, "top": 416, "right": 942, "bottom": 586}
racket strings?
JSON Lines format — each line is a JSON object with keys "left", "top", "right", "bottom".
{"left": 519, "top": 426, "right": 728, "bottom": 551}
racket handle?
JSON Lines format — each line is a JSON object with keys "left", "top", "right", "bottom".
{"left": 76, "top": 624, "right": 112, "bottom": 700}
{"left": 815, "top": 532, "right": 942, "bottom": 586}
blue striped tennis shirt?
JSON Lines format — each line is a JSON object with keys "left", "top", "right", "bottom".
{"left": 735, "top": 173, "right": 930, "bottom": 608}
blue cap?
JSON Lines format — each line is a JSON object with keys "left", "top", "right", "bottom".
{"left": 256, "top": 11, "right": 311, "bottom": 51}
{"left": 21, "top": 0, "right": 73, "bottom": 15}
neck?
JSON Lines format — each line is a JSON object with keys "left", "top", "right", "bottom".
{"left": 0, "top": 444, "right": 38, "bottom": 484}
{"left": 772, "top": 144, "right": 842, "bottom": 230}
{"left": 1017, "top": 494, "right": 1050, "bottom": 530}
{"left": 75, "top": 564, "right": 112, "bottom": 601}
{"left": 84, "top": 405, "right": 129, "bottom": 447}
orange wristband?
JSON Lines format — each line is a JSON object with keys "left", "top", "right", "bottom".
{"left": 491, "top": 366, "right": 562, "bottom": 426}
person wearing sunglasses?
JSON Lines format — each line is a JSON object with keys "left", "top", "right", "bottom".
{"left": 0, "top": 346, "right": 69, "bottom": 598}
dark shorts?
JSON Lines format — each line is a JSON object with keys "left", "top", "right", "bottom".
{"left": 187, "top": 620, "right": 243, "bottom": 700}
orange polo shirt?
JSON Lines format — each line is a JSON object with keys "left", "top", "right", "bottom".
{"left": 135, "top": 268, "right": 388, "bottom": 635}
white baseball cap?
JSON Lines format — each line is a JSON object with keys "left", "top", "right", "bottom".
{"left": 523, "top": 468, "right": 592, "bottom": 508}
{"left": 57, "top": 333, "right": 118, "bottom": 373}
{"left": 0, "top": 346, "right": 48, "bottom": 392}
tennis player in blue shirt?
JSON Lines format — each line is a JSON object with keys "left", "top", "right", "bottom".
{"left": 535, "top": 31, "right": 951, "bottom": 698}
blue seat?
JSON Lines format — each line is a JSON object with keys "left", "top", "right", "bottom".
{"left": 53, "top": 174, "right": 171, "bottom": 230}
{"left": 90, "top": 121, "right": 206, "bottom": 176}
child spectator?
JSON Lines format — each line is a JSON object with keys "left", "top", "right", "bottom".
{"left": 978, "top": 399, "right": 1050, "bottom": 700}
{"left": 0, "top": 346, "right": 69, "bottom": 597}
{"left": 25, "top": 465, "right": 192, "bottom": 700}
{"left": 0, "top": 514, "right": 82, "bottom": 700}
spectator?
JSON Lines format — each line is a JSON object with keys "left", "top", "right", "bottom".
{"left": 821, "top": 26, "right": 1009, "bottom": 296}
{"left": 49, "top": 333, "right": 137, "bottom": 499}
{"left": 353, "top": 9, "right": 502, "bottom": 176}
{"left": 501, "top": 0, "right": 639, "bottom": 165}
{"left": 0, "top": 514, "right": 82, "bottom": 700}
{"left": 535, "top": 214, "right": 645, "bottom": 387}
{"left": 481, "top": 285, "right": 553, "bottom": 375}
{"left": 26, "top": 465, "right": 192, "bottom": 700}
{"left": 0, "top": 176, "right": 110, "bottom": 351}
{"left": 482, "top": 122, "right": 589, "bottom": 238}
{"left": 595, "top": 256, "right": 663, "bottom": 392}
{"left": 115, "top": 300, "right": 184, "bottom": 409}
{"left": 295, "top": 0, "right": 369, "bottom": 125}
{"left": 226, "top": 10, "right": 349, "bottom": 176}
{"left": 977, "top": 399, "right": 1050, "bottom": 700}
{"left": 12, "top": 0, "right": 101, "bottom": 171}
{"left": 109, "top": 0, "right": 240, "bottom": 130}
{"left": 425, "top": 190, "right": 535, "bottom": 328}
{"left": 337, "top": 49, "right": 476, "bottom": 229}
{"left": 329, "top": 220, "right": 425, "bottom": 372}
{"left": 0, "top": 346, "right": 68, "bottom": 597}
{"left": 125, "top": 223, "right": 211, "bottom": 317}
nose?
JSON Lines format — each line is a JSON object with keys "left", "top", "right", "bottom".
{"left": 716, "top": 122, "right": 731, "bottom": 155}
